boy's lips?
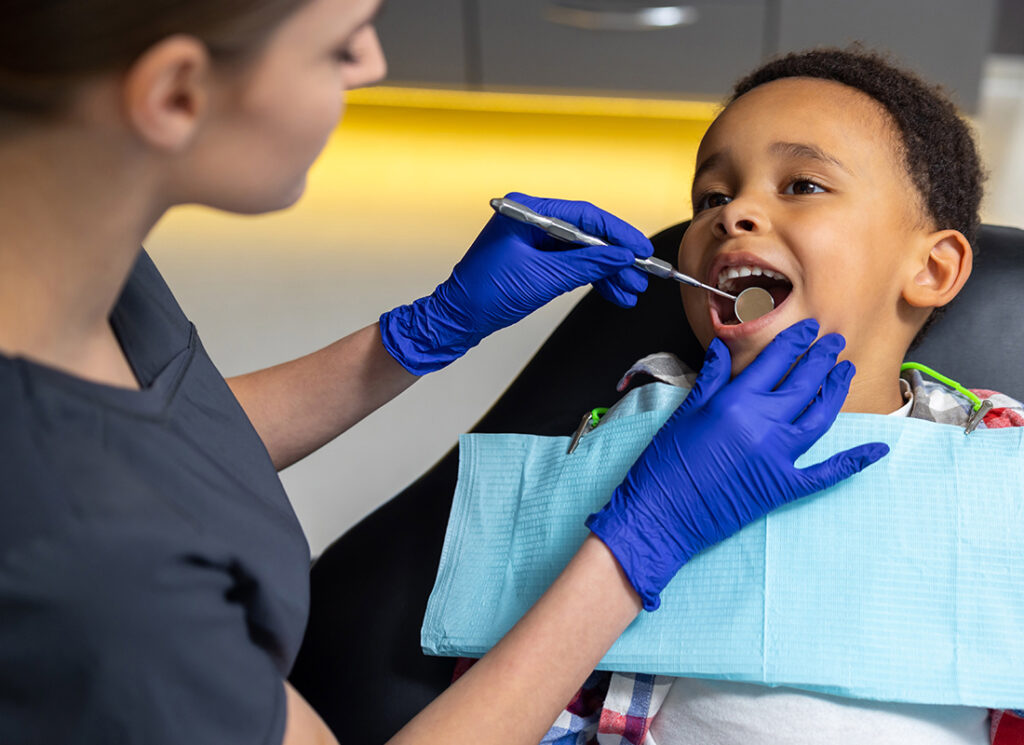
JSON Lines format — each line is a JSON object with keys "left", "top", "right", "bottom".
{"left": 704, "top": 252, "right": 796, "bottom": 338}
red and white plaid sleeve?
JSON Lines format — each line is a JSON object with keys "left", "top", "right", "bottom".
{"left": 975, "top": 389, "right": 1024, "bottom": 743}
{"left": 992, "top": 710, "right": 1024, "bottom": 743}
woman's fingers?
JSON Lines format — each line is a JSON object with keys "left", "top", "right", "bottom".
{"left": 593, "top": 267, "right": 649, "bottom": 306}
{"left": 733, "top": 319, "right": 820, "bottom": 395}
{"left": 790, "top": 360, "right": 855, "bottom": 441}
{"left": 769, "top": 333, "right": 846, "bottom": 420}
{"left": 505, "top": 192, "right": 654, "bottom": 258}
{"left": 795, "top": 441, "right": 890, "bottom": 494}
{"left": 677, "top": 338, "right": 732, "bottom": 411}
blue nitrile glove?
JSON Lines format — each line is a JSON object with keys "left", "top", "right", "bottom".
{"left": 586, "top": 319, "right": 890, "bottom": 611}
{"left": 379, "top": 192, "right": 653, "bottom": 375}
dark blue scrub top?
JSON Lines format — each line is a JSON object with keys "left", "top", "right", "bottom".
{"left": 0, "top": 250, "right": 311, "bottom": 744}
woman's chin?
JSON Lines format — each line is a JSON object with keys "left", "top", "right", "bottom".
{"left": 257, "top": 178, "right": 308, "bottom": 213}
{"left": 207, "top": 177, "right": 309, "bottom": 215}
{"left": 277, "top": 176, "right": 309, "bottom": 209}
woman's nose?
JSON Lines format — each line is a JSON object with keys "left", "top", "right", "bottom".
{"left": 712, "top": 198, "right": 768, "bottom": 239}
{"left": 344, "top": 26, "right": 388, "bottom": 90}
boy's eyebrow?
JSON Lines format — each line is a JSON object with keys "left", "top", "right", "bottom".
{"left": 769, "top": 141, "right": 852, "bottom": 175}
{"left": 692, "top": 150, "right": 727, "bottom": 185}
{"left": 692, "top": 142, "right": 853, "bottom": 187}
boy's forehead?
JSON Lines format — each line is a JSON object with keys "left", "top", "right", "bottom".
{"left": 696, "top": 77, "right": 899, "bottom": 170}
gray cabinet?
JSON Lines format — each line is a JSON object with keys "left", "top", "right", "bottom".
{"left": 774, "top": 0, "right": 998, "bottom": 111}
{"left": 373, "top": 0, "right": 467, "bottom": 86}
{"left": 374, "top": 0, "right": 998, "bottom": 111}
{"left": 477, "top": 1, "right": 766, "bottom": 97}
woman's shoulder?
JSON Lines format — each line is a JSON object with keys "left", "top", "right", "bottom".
{"left": 110, "top": 249, "right": 194, "bottom": 379}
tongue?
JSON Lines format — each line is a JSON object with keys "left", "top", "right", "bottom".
{"left": 711, "top": 292, "right": 739, "bottom": 325}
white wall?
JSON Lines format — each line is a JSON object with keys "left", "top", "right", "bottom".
{"left": 145, "top": 230, "right": 586, "bottom": 557}
{"left": 978, "top": 56, "right": 1024, "bottom": 230}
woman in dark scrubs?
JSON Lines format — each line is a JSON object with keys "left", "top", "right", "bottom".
{"left": 0, "top": 1, "right": 885, "bottom": 743}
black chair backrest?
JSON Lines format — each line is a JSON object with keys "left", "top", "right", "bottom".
{"left": 289, "top": 223, "right": 1024, "bottom": 743}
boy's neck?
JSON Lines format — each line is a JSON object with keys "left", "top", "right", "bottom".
{"left": 840, "top": 359, "right": 907, "bottom": 415}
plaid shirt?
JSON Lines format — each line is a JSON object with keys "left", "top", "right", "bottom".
{"left": 458, "top": 359, "right": 1024, "bottom": 744}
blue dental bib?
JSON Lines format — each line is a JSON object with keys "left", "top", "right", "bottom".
{"left": 422, "top": 383, "right": 1024, "bottom": 707}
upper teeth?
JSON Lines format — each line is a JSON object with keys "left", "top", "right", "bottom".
{"left": 716, "top": 265, "right": 788, "bottom": 291}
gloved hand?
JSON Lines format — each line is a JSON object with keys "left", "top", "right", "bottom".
{"left": 586, "top": 319, "right": 890, "bottom": 611}
{"left": 380, "top": 192, "right": 653, "bottom": 375}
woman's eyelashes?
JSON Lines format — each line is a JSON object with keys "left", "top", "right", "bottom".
{"left": 332, "top": 25, "right": 371, "bottom": 64}
{"left": 333, "top": 43, "right": 358, "bottom": 63}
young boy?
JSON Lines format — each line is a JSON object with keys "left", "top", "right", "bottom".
{"left": 540, "top": 48, "right": 1024, "bottom": 745}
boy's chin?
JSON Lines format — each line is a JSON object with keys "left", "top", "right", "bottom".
{"left": 726, "top": 344, "right": 763, "bottom": 379}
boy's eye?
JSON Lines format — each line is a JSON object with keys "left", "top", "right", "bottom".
{"left": 694, "top": 192, "right": 732, "bottom": 212}
{"left": 784, "top": 179, "right": 826, "bottom": 195}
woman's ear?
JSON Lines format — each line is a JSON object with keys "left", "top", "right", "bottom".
{"left": 122, "top": 35, "right": 210, "bottom": 151}
{"left": 902, "top": 229, "right": 973, "bottom": 309}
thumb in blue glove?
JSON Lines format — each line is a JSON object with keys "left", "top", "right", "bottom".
{"left": 586, "top": 319, "right": 890, "bottom": 611}
{"left": 380, "top": 192, "right": 653, "bottom": 375}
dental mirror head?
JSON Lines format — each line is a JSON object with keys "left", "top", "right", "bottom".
{"left": 734, "top": 287, "right": 774, "bottom": 323}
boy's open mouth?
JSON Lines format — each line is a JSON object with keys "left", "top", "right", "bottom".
{"left": 712, "top": 264, "right": 793, "bottom": 325}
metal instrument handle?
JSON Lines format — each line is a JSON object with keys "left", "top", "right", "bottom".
{"left": 542, "top": 3, "right": 699, "bottom": 32}
{"left": 634, "top": 255, "right": 676, "bottom": 280}
{"left": 490, "top": 196, "right": 738, "bottom": 301}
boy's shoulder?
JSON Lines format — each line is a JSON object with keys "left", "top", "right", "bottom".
{"left": 618, "top": 353, "right": 1024, "bottom": 431}
{"left": 904, "top": 369, "right": 1024, "bottom": 430}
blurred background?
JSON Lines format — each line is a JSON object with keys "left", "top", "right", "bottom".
{"left": 145, "top": 0, "right": 1024, "bottom": 556}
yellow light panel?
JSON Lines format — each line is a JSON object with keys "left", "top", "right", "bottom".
{"left": 347, "top": 85, "right": 721, "bottom": 121}
{"left": 152, "top": 88, "right": 714, "bottom": 256}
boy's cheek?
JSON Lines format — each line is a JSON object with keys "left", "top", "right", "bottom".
{"left": 680, "top": 289, "right": 713, "bottom": 347}
{"left": 676, "top": 236, "right": 701, "bottom": 277}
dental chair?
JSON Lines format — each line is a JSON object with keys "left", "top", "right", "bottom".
{"left": 288, "top": 221, "right": 1024, "bottom": 743}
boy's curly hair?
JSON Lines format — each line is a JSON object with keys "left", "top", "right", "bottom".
{"left": 728, "top": 47, "right": 984, "bottom": 346}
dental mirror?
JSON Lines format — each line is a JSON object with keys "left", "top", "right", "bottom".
{"left": 734, "top": 287, "right": 775, "bottom": 323}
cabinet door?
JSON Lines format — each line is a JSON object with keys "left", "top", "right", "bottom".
{"left": 775, "top": 0, "right": 997, "bottom": 112}
{"left": 374, "top": 0, "right": 467, "bottom": 86}
{"left": 477, "top": 0, "right": 767, "bottom": 97}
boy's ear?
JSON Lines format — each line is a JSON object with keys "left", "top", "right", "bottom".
{"left": 902, "top": 229, "right": 972, "bottom": 309}
{"left": 122, "top": 35, "right": 210, "bottom": 152}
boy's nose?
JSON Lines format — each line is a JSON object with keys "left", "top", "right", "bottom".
{"left": 713, "top": 200, "right": 768, "bottom": 239}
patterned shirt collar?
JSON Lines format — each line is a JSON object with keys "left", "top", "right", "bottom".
{"left": 617, "top": 353, "right": 999, "bottom": 430}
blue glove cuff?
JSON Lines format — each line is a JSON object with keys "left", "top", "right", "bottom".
{"left": 586, "top": 505, "right": 672, "bottom": 612}
{"left": 379, "top": 296, "right": 484, "bottom": 376}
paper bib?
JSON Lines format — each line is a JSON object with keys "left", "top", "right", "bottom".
{"left": 422, "top": 383, "right": 1024, "bottom": 707}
